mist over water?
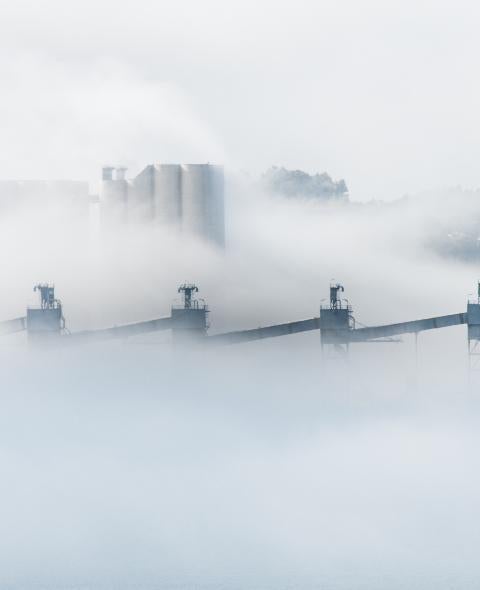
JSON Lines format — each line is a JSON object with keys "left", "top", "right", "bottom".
{"left": 0, "top": 176, "right": 479, "bottom": 589}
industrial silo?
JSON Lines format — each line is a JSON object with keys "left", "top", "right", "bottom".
{"left": 204, "top": 164, "right": 225, "bottom": 247}
{"left": 130, "top": 165, "right": 155, "bottom": 223}
{"left": 100, "top": 166, "right": 128, "bottom": 227}
{"left": 153, "top": 164, "right": 182, "bottom": 226}
{"left": 181, "top": 164, "right": 225, "bottom": 246}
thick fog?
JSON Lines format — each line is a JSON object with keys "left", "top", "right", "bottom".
{"left": 2, "top": 0, "right": 480, "bottom": 588}
{"left": 0, "top": 177, "right": 479, "bottom": 589}
{"left": 3, "top": 0, "right": 480, "bottom": 199}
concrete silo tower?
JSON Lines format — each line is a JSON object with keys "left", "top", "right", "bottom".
{"left": 181, "top": 164, "right": 225, "bottom": 247}
{"left": 100, "top": 166, "right": 129, "bottom": 226}
{"left": 153, "top": 164, "right": 182, "bottom": 226}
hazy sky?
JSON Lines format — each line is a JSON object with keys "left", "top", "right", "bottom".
{"left": 3, "top": 6, "right": 480, "bottom": 586}
{"left": 2, "top": 0, "right": 480, "bottom": 199}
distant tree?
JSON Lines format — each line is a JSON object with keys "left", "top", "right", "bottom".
{"left": 262, "top": 166, "right": 349, "bottom": 201}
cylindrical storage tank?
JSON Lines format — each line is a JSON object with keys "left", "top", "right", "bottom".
{"left": 100, "top": 172, "right": 128, "bottom": 228}
{"left": 181, "top": 164, "right": 225, "bottom": 246}
{"left": 181, "top": 164, "right": 208, "bottom": 239}
{"left": 205, "top": 164, "right": 225, "bottom": 247}
{"left": 153, "top": 164, "right": 181, "bottom": 226}
{"left": 130, "top": 165, "right": 154, "bottom": 223}
{"left": 116, "top": 167, "right": 127, "bottom": 181}
{"left": 102, "top": 166, "right": 114, "bottom": 181}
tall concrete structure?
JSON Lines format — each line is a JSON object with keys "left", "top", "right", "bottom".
{"left": 27, "top": 284, "right": 65, "bottom": 342}
{"left": 101, "top": 167, "right": 128, "bottom": 225}
{"left": 100, "top": 163, "right": 225, "bottom": 246}
{"left": 154, "top": 164, "right": 182, "bottom": 225}
{"left": 181, "top": 164, "right": 224, "bottom": 246}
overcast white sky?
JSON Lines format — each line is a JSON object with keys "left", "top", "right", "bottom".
{"left": 1, "top": 0, "right": 480, "bottom": 199}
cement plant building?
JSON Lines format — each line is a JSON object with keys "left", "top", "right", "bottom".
{"left": 101, "top": 163, "right": 225, "bottom": 247}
